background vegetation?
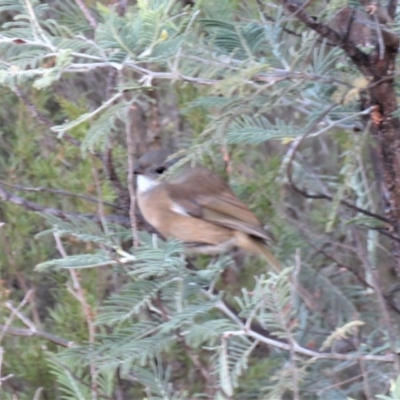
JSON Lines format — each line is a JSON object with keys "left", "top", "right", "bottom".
{"left": 1, "top": 0, "right": 400, "bottom": 398}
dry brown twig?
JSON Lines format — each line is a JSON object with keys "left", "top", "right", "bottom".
{"left": 0, "top": 181, "right": 131, "bottom": 225}
{"left": 0, "top": 323, "right": 74, "bottom": 348}
{"left": 0, "top": 289, "right": 75, "bottom": 389}
{"left": 207, "top": 294, "right": 395, "bottom": 363}
{"left": 53, "top": 232, "right": 98, "bottom": 400}
{"left": 0, "top": 179, "right": 121, "bottom": 210}
{"left": 90, "top": 155, "right": 109, "bottom": 234}
{"left": 0, "top": 347, "right": 13, "bottom": 386}
{"left": 0, "top": 290, "right": 34, "bottom": 344}
{"left": 0, "top": 291, "right": 34, "bottom": 388}
{"left": 74, "top": 0, "right": 97, "bottom": 29}
{"left": 125, "top": 102, "right": 140, "bottom": 248}
{"left": 0, "top": 285, "right": 73, "bottom": 348}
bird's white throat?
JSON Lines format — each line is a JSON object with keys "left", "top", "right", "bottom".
{"left": 137, "top": 175, "right": 160, "bottom": 193}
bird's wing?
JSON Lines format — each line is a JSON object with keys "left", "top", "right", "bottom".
{"left": 166, "top": 167, "right": 272, "bottom": 241}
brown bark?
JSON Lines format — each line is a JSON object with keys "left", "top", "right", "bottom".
{"left": 280, "top": 0, "right": 400, "bottom": 273}
{"left": 369, "top": 61, "right": 400, "bottom": 269}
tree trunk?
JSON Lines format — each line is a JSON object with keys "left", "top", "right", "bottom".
{"left": 281, "top": 0, "right": 400, "bottom": 273}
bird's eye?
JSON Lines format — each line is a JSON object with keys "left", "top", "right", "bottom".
{"left": 155, "top": 166, "right": 165, "bottom": 174}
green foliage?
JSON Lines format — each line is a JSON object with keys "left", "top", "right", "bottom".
{"left": 47, "top": 355, "right": 92, "bottom": 400}
{"left": 38, "top": 234, "right": 299, "bottom": 399}
{"left": 236, "top": 269, "right": 295, "bottom": 339}
{"left": 1, "top": 0, "right": 400, "bottom": 398}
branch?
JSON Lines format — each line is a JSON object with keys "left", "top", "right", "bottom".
{"left": 0, "top": 289, "right": 74, "bottom": 348}
{"left": 0, "top": 324, "right": 74, "bottom": 348}
{"left": 14, "top": 87, "right": 132, "bottom": 213}
{"left": 284, "top": 120, "right": 392, "bottom": 227}
{"left": 365, "top": 3, "right": 399, "bottom": 49}
{"left": 0, "top": 290, "right": 33, "bottom": 344}
{"left": 177, "top": 331, "right": 217, "bottom": 396}
{"left": 124, "top": 102, "right": 139, "bottom": 248}
{"left": 214, "top": 299, "right": 394, "bottom": 363}
{"left": 0, "top": 182, "right": 131, "bottom": 225}
{"left": 13, "top": 86, "right": 83, "bottom": 150}
{"left": 255, "top": 0, "right": 302, "bottom": 38}
{"left": 307, "top": 240, "right": 373, "bottom": 289}
{"left": 287, "top": 156, "right": 400, "bottom": 240}
{"left": 280, "top": 0, "right": 372, "bottom": 75}
{"left": 103, "top": 148, "right": 130, "bottom": 211}
{"left": 74, "top": 0, "right": 97, "bottom": 29}
{"left": 0, "top": 347, "right": 12, "bottom": 386}
{"left": 0, "top": 182, "right": 81, "bottom": 216}
{"left": 24, "top": 0, "right": 54, "bottom": 49}
{"left": 0, "top": 180, "right": 121, "bottom": 210}
{"left": 54, "top": 233, "right": 96, "bottom": 343}
{"left": 54, "top": 233, "right": 98, "bottom": 400}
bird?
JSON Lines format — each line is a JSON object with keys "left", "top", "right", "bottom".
{"left": 133, "top": 149, "right": 282, "bottom": 272}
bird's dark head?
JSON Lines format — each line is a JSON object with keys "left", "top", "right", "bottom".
{"left": 133, "top": 149, "right": 171, "bottom": 178}
{"left": 134, "top": 149, "right": 182, "bottom": 193}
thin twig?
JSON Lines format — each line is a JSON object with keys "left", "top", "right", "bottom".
{"left": 211, "top": 296, "right": 394, "bottom": 363}
{"left": 52, "top": 92, "right": 123, "bottom": 136}
{"left": 0, "top": 183, "right": 74, "bottom": 216}
{"left": 54, "top": 232, "right": 98, "bottom": 400}
{"left": 24, "top": 0, "right": 54, "bottom": 48}
{"left": 282, "top": 0, "right": 313, "bottom": 23}
{"left": 285, "top": 112, "right": 392, "bottom": 227}
{"left": 307, "top": 240, "right": 373, "bottom": 289}
{"left": 281, "top": 258, "right": 300, "bottom": 400}
{"left": 316, "top": 373, "right": 364, "bottom": 394}
{"left": 0, "top": 182, "right": 131, "bottom": 225}
{"left": 102, "top": 148, "right": 130, "bottom": 212}
{"left": 172, "top": 10, "right": 200, "bottom": 72}
{"left": 74, "top": 0, "right": 97, "bottom": 29}
{"left": 0, "top": 180, "right": 121, "bottom": 210}
{"left": 13, "top": 86, "right": 52, "bottom": 127}
{"left": 53, "top": 233, "right": 96, "bottom": 342}
{"left": 90, "top": 155, "right": 109, "bottom": 235}
{"left": 0, "top": 290, "right": 34, "bottom": 343}
{"left": 373, "top": 12, "right": 385, "bottom": 60}
{"left": 177, "top": 332, "right": 217, "bottom": 396}
{"left": 125, "top": 103, "right": 139, "bottom": 248}
{"left": 0, "top": 347, "right": 12, "bottom": 386}
{"left": 12, "top": 86, "right": 90, "bottom": 151}
{"left": 359, "top": 355, "right": 373, "bottom": 400}
{"left": 0, "top": 324, "right": 74, "bottom": 347}
{"left": 5, "top": 301, "right": 37, "bottom": 332}
{"left": 248, "top": 329, "right": 394, "bottom": 362}
{"left": 0, "top": 292, "right": 73, "bottom": 370}
{"left": 256, "top": 0, "right": 301, "bottom": 38}
{"left": 279, "top": 0, "right": 372, "bottom": 76}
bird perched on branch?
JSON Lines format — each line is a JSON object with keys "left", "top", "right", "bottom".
{"left": 134, "top": 149, "right": 282, "bottom": 272}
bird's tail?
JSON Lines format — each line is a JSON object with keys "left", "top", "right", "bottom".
{"left": 234, "top": 232, "right": 282, "bottom": 272}
{"left": 252, "top": 240, "right": 283, "bottom": 273}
